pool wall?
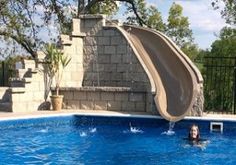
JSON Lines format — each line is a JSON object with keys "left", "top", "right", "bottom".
{"left": 1, "top": 114, "right": 236, "bottom": 134}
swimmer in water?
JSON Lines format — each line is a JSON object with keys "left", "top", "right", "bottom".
{"left": 189, "top": 124, "right": 200, "bottom": 142}
{"left": 186, "top": 124, "right": 209, "bottom": 150}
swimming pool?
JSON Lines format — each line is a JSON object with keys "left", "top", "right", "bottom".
{"left": 0, "top": 114, "right": 236, "bottom": 165}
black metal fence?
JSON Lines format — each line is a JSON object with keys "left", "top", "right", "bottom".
{"left": 202, "top": 56, "right": 236, "bottom": 114}
{"left": 0, "top": 61, "right": 9, "bottom": 87}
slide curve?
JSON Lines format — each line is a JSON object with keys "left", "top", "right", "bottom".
{"left": 118, "top": 25, "right": 203, "bottom": 122}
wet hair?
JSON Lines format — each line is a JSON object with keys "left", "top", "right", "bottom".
{"left": 188, "top": 124, "right": 200, "bottom": 141}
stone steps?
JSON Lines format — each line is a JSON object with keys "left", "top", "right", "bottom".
{"left": 0, "top": 102, "right": 12, "bottom": 112}
{"left": 0, "top": 88, "right": 12, "bottom": 112}
{"left": 0, "top": 59, "right": 45, "bottom": 113}
{"left": 0, "top": 87, "right": 10, "bottom": 102}
{"left": 10, "top": 77, "right": 33, "bottom": 87}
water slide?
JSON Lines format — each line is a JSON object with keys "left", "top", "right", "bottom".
{"left": 117, "top": 25, "right": 203, "bottom": 122}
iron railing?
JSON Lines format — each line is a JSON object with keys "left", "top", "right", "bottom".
{"left": 202, "top": 56, "right": 236, "bottom": 114}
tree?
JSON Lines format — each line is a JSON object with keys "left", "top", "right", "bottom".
{"left": 146, "top": 6, "right": 165, "bottom": 32}
{"left": 166, "top": 2, "right": 194, "bottom": 48}
{"left": 0, "top": 0, "right": 74, "bottom": 59}
{"left": 0, "top": 0, "right": 42, "bottom": 58}
{"left": 212, "top": 0, "right": 236, "bottom": 26}
{"left": 88, "top": 0, "right": 118, "bottom": 16}
{"left": 210, "top": 27, "right": 236, "bottom": 57}
{"left": 125, "top": 0, "right": 148, "bottom": 25}
{"left": 44, "top": 44, "right": 71, "bottom": 96}
{"left": 0, "top": 0, "right": 197, "bottom": 61}
{"left": 125, "top": 0, "right": 165, "bottom": 32}
{"left": 181, "top": 43, "right": 199, "bottom": 61}
{"left": 202, "top": 27, "right": 236, "bottom": 112}
{"left": 84, "top": 0, "right": 148, "bottom": 26}
{"left": 209, "top": 1, "right": 236, "bottom": 112}
{"left": 0, "top": 0, "right": 149, "bottom": 59}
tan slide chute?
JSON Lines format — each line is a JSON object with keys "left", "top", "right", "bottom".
{"left": 117, "top": 25, "right": 203, "bottom": 122}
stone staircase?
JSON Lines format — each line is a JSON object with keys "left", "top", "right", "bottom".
{"left": 0, "top": 87, "right": 11, "bottom": 112}
{"left": 0, "top": 60, "right": 46, "bottom": 112}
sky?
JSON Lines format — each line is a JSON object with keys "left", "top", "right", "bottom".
{"left": 115, "top": 0, "right": 227, "bottom": 49}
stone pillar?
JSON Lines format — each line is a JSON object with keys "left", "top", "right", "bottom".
{"left": 60, "top": 15, "right": 106, "bottom": 88}
{"left": 60, "top": 19, "right": 86, "bottom": 87}
{"left": 79, "top": 14, "right": 106, "bottom": 34}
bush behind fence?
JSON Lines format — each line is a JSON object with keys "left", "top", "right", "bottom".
{"left": 200, "top": 56, "right": 236, "bottom": 114}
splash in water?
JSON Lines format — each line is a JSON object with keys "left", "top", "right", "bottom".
{"left": 80, "top": 127, "right": 97, "bottom": 137}
{"left": 38, "top": 127, "right": 49, "bottom": 133}
{"left": 162, "top": 121, "right": 175, "bottom": 135}
{"left": 122, "top": 123, "right": 143, "bottom": 134}
{"left": 123, "top": 122, "right": 143, "bottom": 134}
{"left": 80, "top": 131, "right": 87, "bottom": 137}
{"left": 89, "top": 128, "right": 97, "bottom": 133}
{"left": 130, "top": 126, "right": 143, "bottom": 133}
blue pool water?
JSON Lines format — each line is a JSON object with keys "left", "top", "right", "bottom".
{"left": 0, "top": 115, "right": 236, "bottom": 165}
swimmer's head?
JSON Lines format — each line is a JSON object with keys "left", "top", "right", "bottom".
{"left": 189, "top": 124, "right": 200, "bottom": 141}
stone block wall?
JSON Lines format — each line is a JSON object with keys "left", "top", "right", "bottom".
{"left": 55, "top": 15, "right": 153, "bottom": 113}
{"left": 81, "top": 16, "right": 150, "bottom": 91}
{"left": 58, "top": 15, "right": 106, "bottom": 88}
{"left": 60, "top": 87, "right": 147, "bottom": 112}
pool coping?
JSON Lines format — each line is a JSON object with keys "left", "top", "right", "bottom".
{"left": 0, "top": 110, "right": 236, "bottom": 122}
{"left": 0, "top": 110, "right": 158, "bottom": 121}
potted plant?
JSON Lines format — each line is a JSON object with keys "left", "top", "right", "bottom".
{"left": 44, "top": 44, "right": 71, "bottom": 110}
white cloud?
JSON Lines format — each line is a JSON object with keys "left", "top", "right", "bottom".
{"left": 175, "top": 0, "right": 227, "bottom": 32}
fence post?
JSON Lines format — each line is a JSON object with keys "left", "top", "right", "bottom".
{"left": 3, "top": 61, "right": 5, "bottom": 86}
{"left": 0, "top": 61, "right": 4, "bottom": 86}
{"left": 234, "top": 57, "right": 236, "bottom": 114}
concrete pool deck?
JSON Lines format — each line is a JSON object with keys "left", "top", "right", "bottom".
{"left": 0, "top": 110, "right": 236, "bottom": 121}
{"left": 0, "top": 110, "right": 156, "bottom": 121}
